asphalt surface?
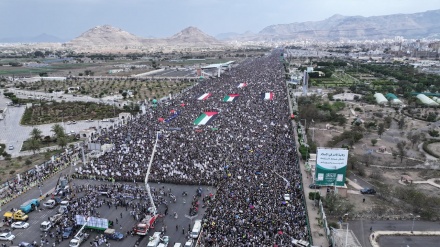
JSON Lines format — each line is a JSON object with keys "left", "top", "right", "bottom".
{"left": 0, "top": 91, "right": 117, "bottom": 157}
{"left": 1, "top": 172, "right": 213, "bottom": 247}
{"left": 378, "top": 235, "right": 440, "bottom": 247}
{"left": 349, "top": 220, "right": 440, "bottom": 247}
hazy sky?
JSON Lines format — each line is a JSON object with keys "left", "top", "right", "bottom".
{"left": 1, "top": 0, "right": 439, "bottom": 40}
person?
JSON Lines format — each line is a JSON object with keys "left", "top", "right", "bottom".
{"left": 363, "top": 198, "right": 365, "bottom": 203}
{"left": 370, "top": 226, "right": 373, "bottom": 231}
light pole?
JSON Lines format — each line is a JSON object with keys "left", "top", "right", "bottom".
{"left": 410, "top": 214, "right": 420, "bottom": 233}
{"left": 345, "top": 222, "right": 349, "bottom": 247}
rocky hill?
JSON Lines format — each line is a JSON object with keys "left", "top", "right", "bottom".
{"left": 166, "top": 26, "right": 220, "bottom": 46}
{"left": 66, "top": 25, "right": 222, "bottom": 50}
{"left": 257, "top": 9, "right": 440, "bottom": 41}
{"left": 67, "top": 25, "right": 143, "bottom": 47}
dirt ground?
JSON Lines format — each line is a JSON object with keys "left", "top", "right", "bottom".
{"left": 309, "top": 96, "right": 440, "bottom": 218}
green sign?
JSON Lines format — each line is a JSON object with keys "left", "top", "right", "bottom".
{"left": 315, "top": 148, "right": 348, "bottom": 186}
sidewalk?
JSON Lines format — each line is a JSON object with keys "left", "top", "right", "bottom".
{"left": 286, "top": 86, "right": 328, "bottom": 247}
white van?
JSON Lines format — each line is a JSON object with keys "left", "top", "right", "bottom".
{"left": 40, "top": 221, "right": 52, "bottom": 231}
{"left": 43, "top": 200, "right": 57, "bottom": 209}
{"left": 147, "top": 232, "right": 161, "bottom": 247}
{"left": 173, "top": 244, "right": 182, "bottom": 247}
{"left": 190, "top": 220, "right": 202, "bottom": 239}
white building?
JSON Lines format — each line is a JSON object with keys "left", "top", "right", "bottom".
{"left": 374, "top": 93, "right": 388, "bottom": 105}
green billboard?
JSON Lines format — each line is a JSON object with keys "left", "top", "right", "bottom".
{"left": 315, "top": 148, "right": 348, "bottom": 187}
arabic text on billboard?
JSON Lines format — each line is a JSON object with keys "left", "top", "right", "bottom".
{"left": 315, "top": 148, "right": 348, "bottom": 186}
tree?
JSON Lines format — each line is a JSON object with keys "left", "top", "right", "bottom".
{"left": 377, "top": 123, "right": 385, "bottom": 137}
{"left": 30, "top": 128, "right": 43, "bottom": 141}
{"left": 27, "top": 138, "right": 41, "bottom": 154}
{"left": 407, "top": 132, "right": 420, "bottom": 148}
{"left": 51, "top": 124, "right": 65, "bottom": 139}
{"left": 57, "top": 136, "right": 68, "bottom": 149}
{"left": 398, "top": 118, "right": 405, "bottom": 129}
{"left": 371, "top": 139, "right": 378, "bottom": 146}
{"left": 397, "top": 141, "right": 406, "bottom": 163}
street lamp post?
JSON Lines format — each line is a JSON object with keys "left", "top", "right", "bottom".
{"left": 410, "top": 214, "right": 420, "bottom": 233}
{"left": 345, "top": 222, "right": 349, "bottom": 247}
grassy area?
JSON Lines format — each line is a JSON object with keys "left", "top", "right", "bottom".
{"left": 0, "top": 149, "right": 63, "bottom": 182}
{"left": 21, "top": 101, "right": 123, "bottom": 125}
{"left": 21, "top": 135, "right": 78, "bottom": 151}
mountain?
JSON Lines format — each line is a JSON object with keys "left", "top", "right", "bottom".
{"left": 0, "top": 33, "right": 64, "bottom": 43}
{"left": 166, "top": 26, "right": 220, "bottom": 46}
{"left": 258, "top": 9, "right": 440, "bottom": 41}
{"left": 66, "top": 25, "right": 222, "bottom": 50}
{"left": 67, "top": 25, "right": 143, "bottom": 47}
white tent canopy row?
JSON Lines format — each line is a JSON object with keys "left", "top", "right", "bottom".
{"left": 373, "top": 93, "right": 388, "bottom": 105}
{"left": 416, "top": 94, "right": 439, "bottom": 106}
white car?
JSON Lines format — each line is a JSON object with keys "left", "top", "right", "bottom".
{"left": 11, "top": 221, "right": 29, "bottom": 229}
{"left": 283, "top": 194, "right": 291, "bottom": 201}
{"left": 0, "top": 232, "right": 15, "bottom": 241}
{"left": 8, "top": 145, "right": 14, "bottom": 150}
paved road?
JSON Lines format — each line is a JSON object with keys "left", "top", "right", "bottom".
{"left": 1, "top": 171, "right": 213, "bottom": 246}
{"left": 349, "top": 220, "right": 440, "bottom": 247}
{"left": 0, "top": 92, "right": 118, "bottom": 157}
{"left": 378, "top": 235, "right": 440, "bottom": 247}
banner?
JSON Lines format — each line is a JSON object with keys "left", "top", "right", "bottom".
{"left": 315, "top": 148, "right": 348, "bottom": 186}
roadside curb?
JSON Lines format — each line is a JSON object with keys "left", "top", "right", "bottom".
{"left": 370, "top": 231, "right": 440, "bottom": 247}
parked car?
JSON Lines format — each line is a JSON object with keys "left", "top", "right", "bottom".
{"left": 8, "top": 145, "right": 14, "bottom": 150}
{"left": 19, "top": 242, "right": 36, "bottom": 247}
{"left": 360, "top": 188, "right": 376, "bottom": 195}
{"left": 0, "top": 232, "right": 15, "bottom": 241}
{"left": 309, "top": 184, "right": 321, "bottom": 189}
{"left": 63, "top": 227, "right": 74, "bottom": 239}
{"left": 11, "top": 221, "right": 29, "bottom": 229}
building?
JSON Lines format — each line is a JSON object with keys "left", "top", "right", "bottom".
{"left": 373, "top": 93, "right": 388, "bottom": 105}
{"left": 416, "top": 94, "right": 439, "bottom": 106}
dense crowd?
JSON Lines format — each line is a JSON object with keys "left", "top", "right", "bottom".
{"left": 73, "top": 50, "right": 308, "bottom": 246}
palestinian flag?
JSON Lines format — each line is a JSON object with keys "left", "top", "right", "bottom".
{"left": 238, "top": 83, "right": 247, "bottom": 88}
{"left": 197, "top": 93, "right": 212, "bottom": 100}
{"left": 262, "top": 92, "right": 274, "bottom": 100}
{"left": 223, "top": 94, "right": 239, "bottom": 102}
{"left": 194, "top": 112, "right": 218, "bottom": 125}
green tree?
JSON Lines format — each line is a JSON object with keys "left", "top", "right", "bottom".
{"left": 27, "top": 138, "right": 41, "bottom": 154}
{"left": 371, "top": 139, "right": 378, "bottom": 146}
{"left": 377, "top": 123, "right": 385, "bottom": 137}
{"left": 397, "top": 141, "right": 406, "bottom": 163}
{"left": 30, "top": 127, "right": 43, "bottom": 141}
{"left": 51, "top": 124, "right": 65, "bottom": 139}
{"left": 57, "top": 136, "right": 68, "bottom": 149}
{"left": 407, "top": 132, "right": 421, "bottom": 148}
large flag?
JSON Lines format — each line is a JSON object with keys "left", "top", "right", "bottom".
{"left": 262, "top": 92, "right": 274, "bottom": 100}
{"left": 194, "top": 112, "right": 218, "bottom": 125}
{"left": 222, "top": 94, "right": 239, "bottom": 102}
{"left": 237, "top": 83, "right": 247, "bottom": 88}
{"left": 197, "top": 93, "right": 212, "bottom": 100}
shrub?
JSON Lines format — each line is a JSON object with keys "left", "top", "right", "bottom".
{"left": 308, "top": 192, "right": 321, "bottom": 200}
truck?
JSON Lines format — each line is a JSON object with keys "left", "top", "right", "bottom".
{"left": 147, "top": 232, "right": 161, "bottom": 247}
{"left": 103, "top": 228, "right": 124, "bottom": 240}
{"left": 40, "top": 221, "right": 52, "bottom": 231}
{"left": 3, "top": 210, "right": 28, "bottom": 222}
{"left": 133, "top": 214, "right": 159, "bottom": 236}
{"left": 43, "top": 198, "right": 61, "bottom": 209}
{"left": 49, "top": 214, "right": 64, "bottom": 224}
{"left": 69, "top": 232, "right": 90, "bottom": 247}
{"left": 20, "top": 198, "right": 40, "bottom": 213}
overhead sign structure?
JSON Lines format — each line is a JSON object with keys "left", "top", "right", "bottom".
{"left": 315, "top": 148, "right": 348, "bottom": 187}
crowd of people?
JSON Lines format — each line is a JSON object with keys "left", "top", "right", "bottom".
{"left": 72, "top": 50, "right": 309, "bottom": 246}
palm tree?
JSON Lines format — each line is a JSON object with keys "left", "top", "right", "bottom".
{"left": 51, "top": 124, "right": 65, "bottom": 139}
{"left": 28, "top": 138, "right": 41, "bottom": 154}
{"left": 30, "top": 128, "right": 43, "bottom": 141}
